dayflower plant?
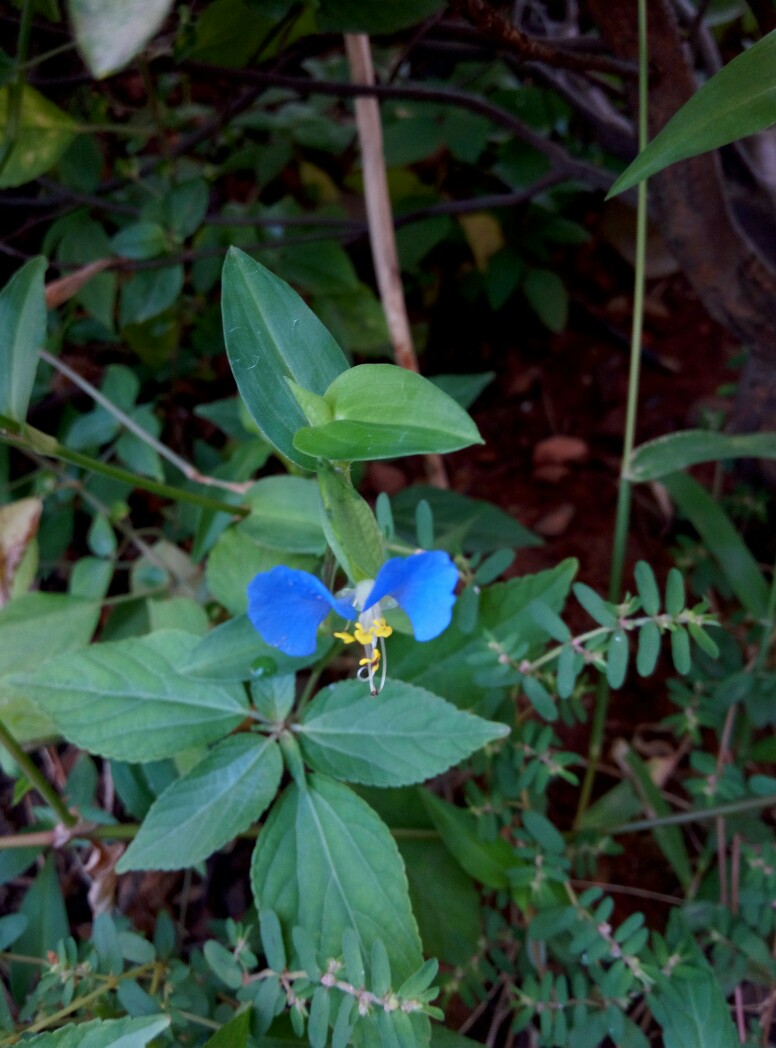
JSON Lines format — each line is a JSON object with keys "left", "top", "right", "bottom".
{"left": 247, "top": 551, "right": 459, "bottom": 693}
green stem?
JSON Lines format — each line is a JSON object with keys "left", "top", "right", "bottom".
{"left": 2, "top": 961, "right": 158, "bottom": 1042}
{"left": 0, "top": 0, "right": 33, "bottom": 180}
{"left": 611, "top": 794, "right": 776, "bottom": 835}
{"left": 576, "top": 0, "right": 649, "bottom": 825}
{"left": 754, "top": 550, "right": 776, "bottom": 674}
{"left": 0, "top": 416, "right": 248, "bottom": 517}
{"left": 0, "top": 716, "right": 76, "bottom": 828}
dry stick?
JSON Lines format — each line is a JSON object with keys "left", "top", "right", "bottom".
{"left": 40, "top": 350, "right": 252, "bottom": 496}
{"left": 344, "top": 33, "right": 448, "bottom": 490}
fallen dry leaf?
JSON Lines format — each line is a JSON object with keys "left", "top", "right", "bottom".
{"left": 532, "top": 502, "right": 575, "bottom": 537}
{"left": 45, "top": 259, "right": 112, "bottom": 309}
{"left": 533, "top": 435, "right": 589, "bottom": 466}
{"left": 0, "top": 497, "right": 43, "bottom": 605}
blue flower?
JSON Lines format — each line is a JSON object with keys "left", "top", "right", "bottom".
{"left": 246, "top": 551, "right": 458, "bottom": 692}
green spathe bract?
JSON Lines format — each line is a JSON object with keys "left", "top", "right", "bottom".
{"left": 293, "top": 364, "right": 484, "bottom": 461}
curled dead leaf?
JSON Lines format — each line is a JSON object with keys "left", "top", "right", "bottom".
{"left": 45, "top": 259, "right": 112, "bottom": 309}
{"left": 84, "top": 840, "right": 125, "bottom": 916}
{"left": 533, "top": 435, "right": 589, "bottom": 466}
{"left": 0, "top": 496, "right": 43, "bottom": 605}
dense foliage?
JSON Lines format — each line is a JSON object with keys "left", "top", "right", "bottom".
{"left": 1, "top": 2, "right": 776, "bottom": 1046}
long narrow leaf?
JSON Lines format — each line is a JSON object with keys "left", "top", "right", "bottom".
{"left": 609, "top": 30, "right": 776, "bottom": 196}
{"left": 663, "top": 472, "right": 768, "bottom": 618}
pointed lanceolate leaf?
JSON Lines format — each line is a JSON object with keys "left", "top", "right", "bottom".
{"left": 297, "top": 679, "right": 509, "bottom": 787}
{"left": 628, "top": 429, "right": 776, "bottom": 483}
{"left": 12, "top": 631, "right": 248, "bottom": 761}
{"left": 0, "top": 257, "right": 47, "bottom": 422}
{"left": 222, "top": 249, "right": 348, "bottom": 470}
{"left": 251, "top": 774, "right": 423, "bottom": 984}
{"left": 609, "top": 31, "right": 776, "bottom": 197}
{"left": 117, "top": 735, "right": 282, "bottom": 871}
{"left": 293, "top": 364, "right": 484, "bottom": 462}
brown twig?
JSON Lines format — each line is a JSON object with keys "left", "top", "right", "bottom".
{"left": 448, "top": 0, "right": 636, "bottom": 78}
{"left": 344, "top": 33, "right": 448, "bottom": 489}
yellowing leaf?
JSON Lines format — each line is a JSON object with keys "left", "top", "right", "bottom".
{"left": 0, "top": 86, "right": 77, "bottom": 188}
{"left": 458, "top": 212, "right": 505, "bottom": 271}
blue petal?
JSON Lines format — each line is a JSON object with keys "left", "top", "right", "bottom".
{"left": 364, "top": 551, "right": 459, "bottom": 642}
{"left": 247, "top": 566, "right": 348, "bottom": 657}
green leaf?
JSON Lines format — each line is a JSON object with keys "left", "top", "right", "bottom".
{"left": 0, "top": 87, "right": 76, "bottom": 188}
{"left": 420, "top": 791, "right": 514, "bottom": 890}
{"left": 110, "top": 222, "right": 169, "bottom": 260}
{"left": 116, "top": 735, "right": 282, "bottom": 871}
{"left": 390, "top": 486, "right": 541, "bottom": 554}
{"left": 606, "top": 629, "right": 629, "bottom": 689}
{"left": 609, "top": 30, "right": 776, "bottom": 197}
{"left": 297, "top": 679, "right": 509, "bottom": 787}
{"left": 628, "top": 429, "right": 776, "bottom": 482}
{"left": 315, "top": 0, "right": 445, "bottom": 33}
{"left": 662, "top": 472, "right": 769, "bottom": 618}
{"left": 573, "top": 582, "right": 617, "bottom": 627}
{"left": 120, "top": 265, "right": 183, "bottom": 326}
{"left": 622, "top": 748, "right": 692, "bottom": 889}
{"left": 251, "top": 774, "right": 423, "bottom": 983}
{"left": 202, "top": 1009, "right": 251, "bottom": 1048}
{"left": 522, "top": 268, "right": 567, "bottom": 332}
{"left": 182, "top": 613, "right": 332, "bottom": 682}
{"left": 308, "top": 987, "right": 330, "bottom": 1048}
{"left": 317, "top": 460, "right": 385, "bottom": 582}
{"left": 260, "top": 909, "right": 287, "bottom": 972}
{"left": 12, "top": 856, "right": 68, "bottom": 1000}
{"left": 0, "top": 257, "right": 46, "bottom": 422}
{"left": 222, "top": 248, "right": 348, "bottom": 470}
{"left": 670, "top": 627, "right": 692, "bottom": 675}
{"left": 634, "top": 561, "right": 660, "bottom": 616}
{"left": 0, "top": 593, "right": 100, "bottom": 744}
{"left": 529, "top": 600, "right": 571, "bottom": 642}
{"left": 665, "top": 568, "right": 685, "bottom": 618}
{"left": 431, "top": 372, "right": 495, "bottom": 410}
{"left": 399, "top": 839, "right": 481, "bottom": 966}
{"left": 0, "top": 913, "right": 28, "bottom": 951}
{"left": 12, "top": 631, "right": 248, "bottom": 761}
{"left": 293, "top": 365, "right": 484, "bottom": 462}
{"left": 390, "top": 559, "right": 578, "bottom": 706}
{"left": 68, "top": 0, "right": 175, "bottom": 77}
{"left": 650, "top": 970, "right": 739, "bottom": 1048}
{"left": 242, "top": 476, "right": 326, "bottom": 554}
{"left": 20, "top": 1014, "right": 171, "bottom": 1047}
{"left": 636, "top": 621, "right": 661, "bottom": 677}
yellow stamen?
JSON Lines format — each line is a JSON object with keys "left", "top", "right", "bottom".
{"left": 354, "top": 623, "right": 376, "bottom": 646}
{"left": 372, "top": 617, "right": 393, "bottom": 639}
{"left": 359, "top": 649, "right": 380, "bottom": 667}
{"left": 334, "top": 630, "right": 355, "bottom": 645}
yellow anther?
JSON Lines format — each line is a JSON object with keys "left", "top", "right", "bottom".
{"left": 334, "top": 630, "right": 355, "bottom": 645}
{"left": 372, "top": 618, "right": 393, "bottom": 639}
{"left": 359, "top": 649, "right": 381, "bottom": 667}
{"left": 354, "top": 624, "right": 376, "bottom": 646}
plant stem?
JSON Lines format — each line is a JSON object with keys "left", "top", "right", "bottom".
{"left": 754, "top": 549, "right": 776, "bottom": 673}
{"left": 0, "top": 716, "right": 76, "bottom": 827}
{"left": 610, "top": 794, "right": 776, "bottom": 834}
{"left": 576, "top": 0, "right": 649, "bottom": 825}
{"left": 39, "top": 351, "right": 251, "bottom": 496}
{"left": 0, "top": 415, "right": 248, "bottom": 517}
